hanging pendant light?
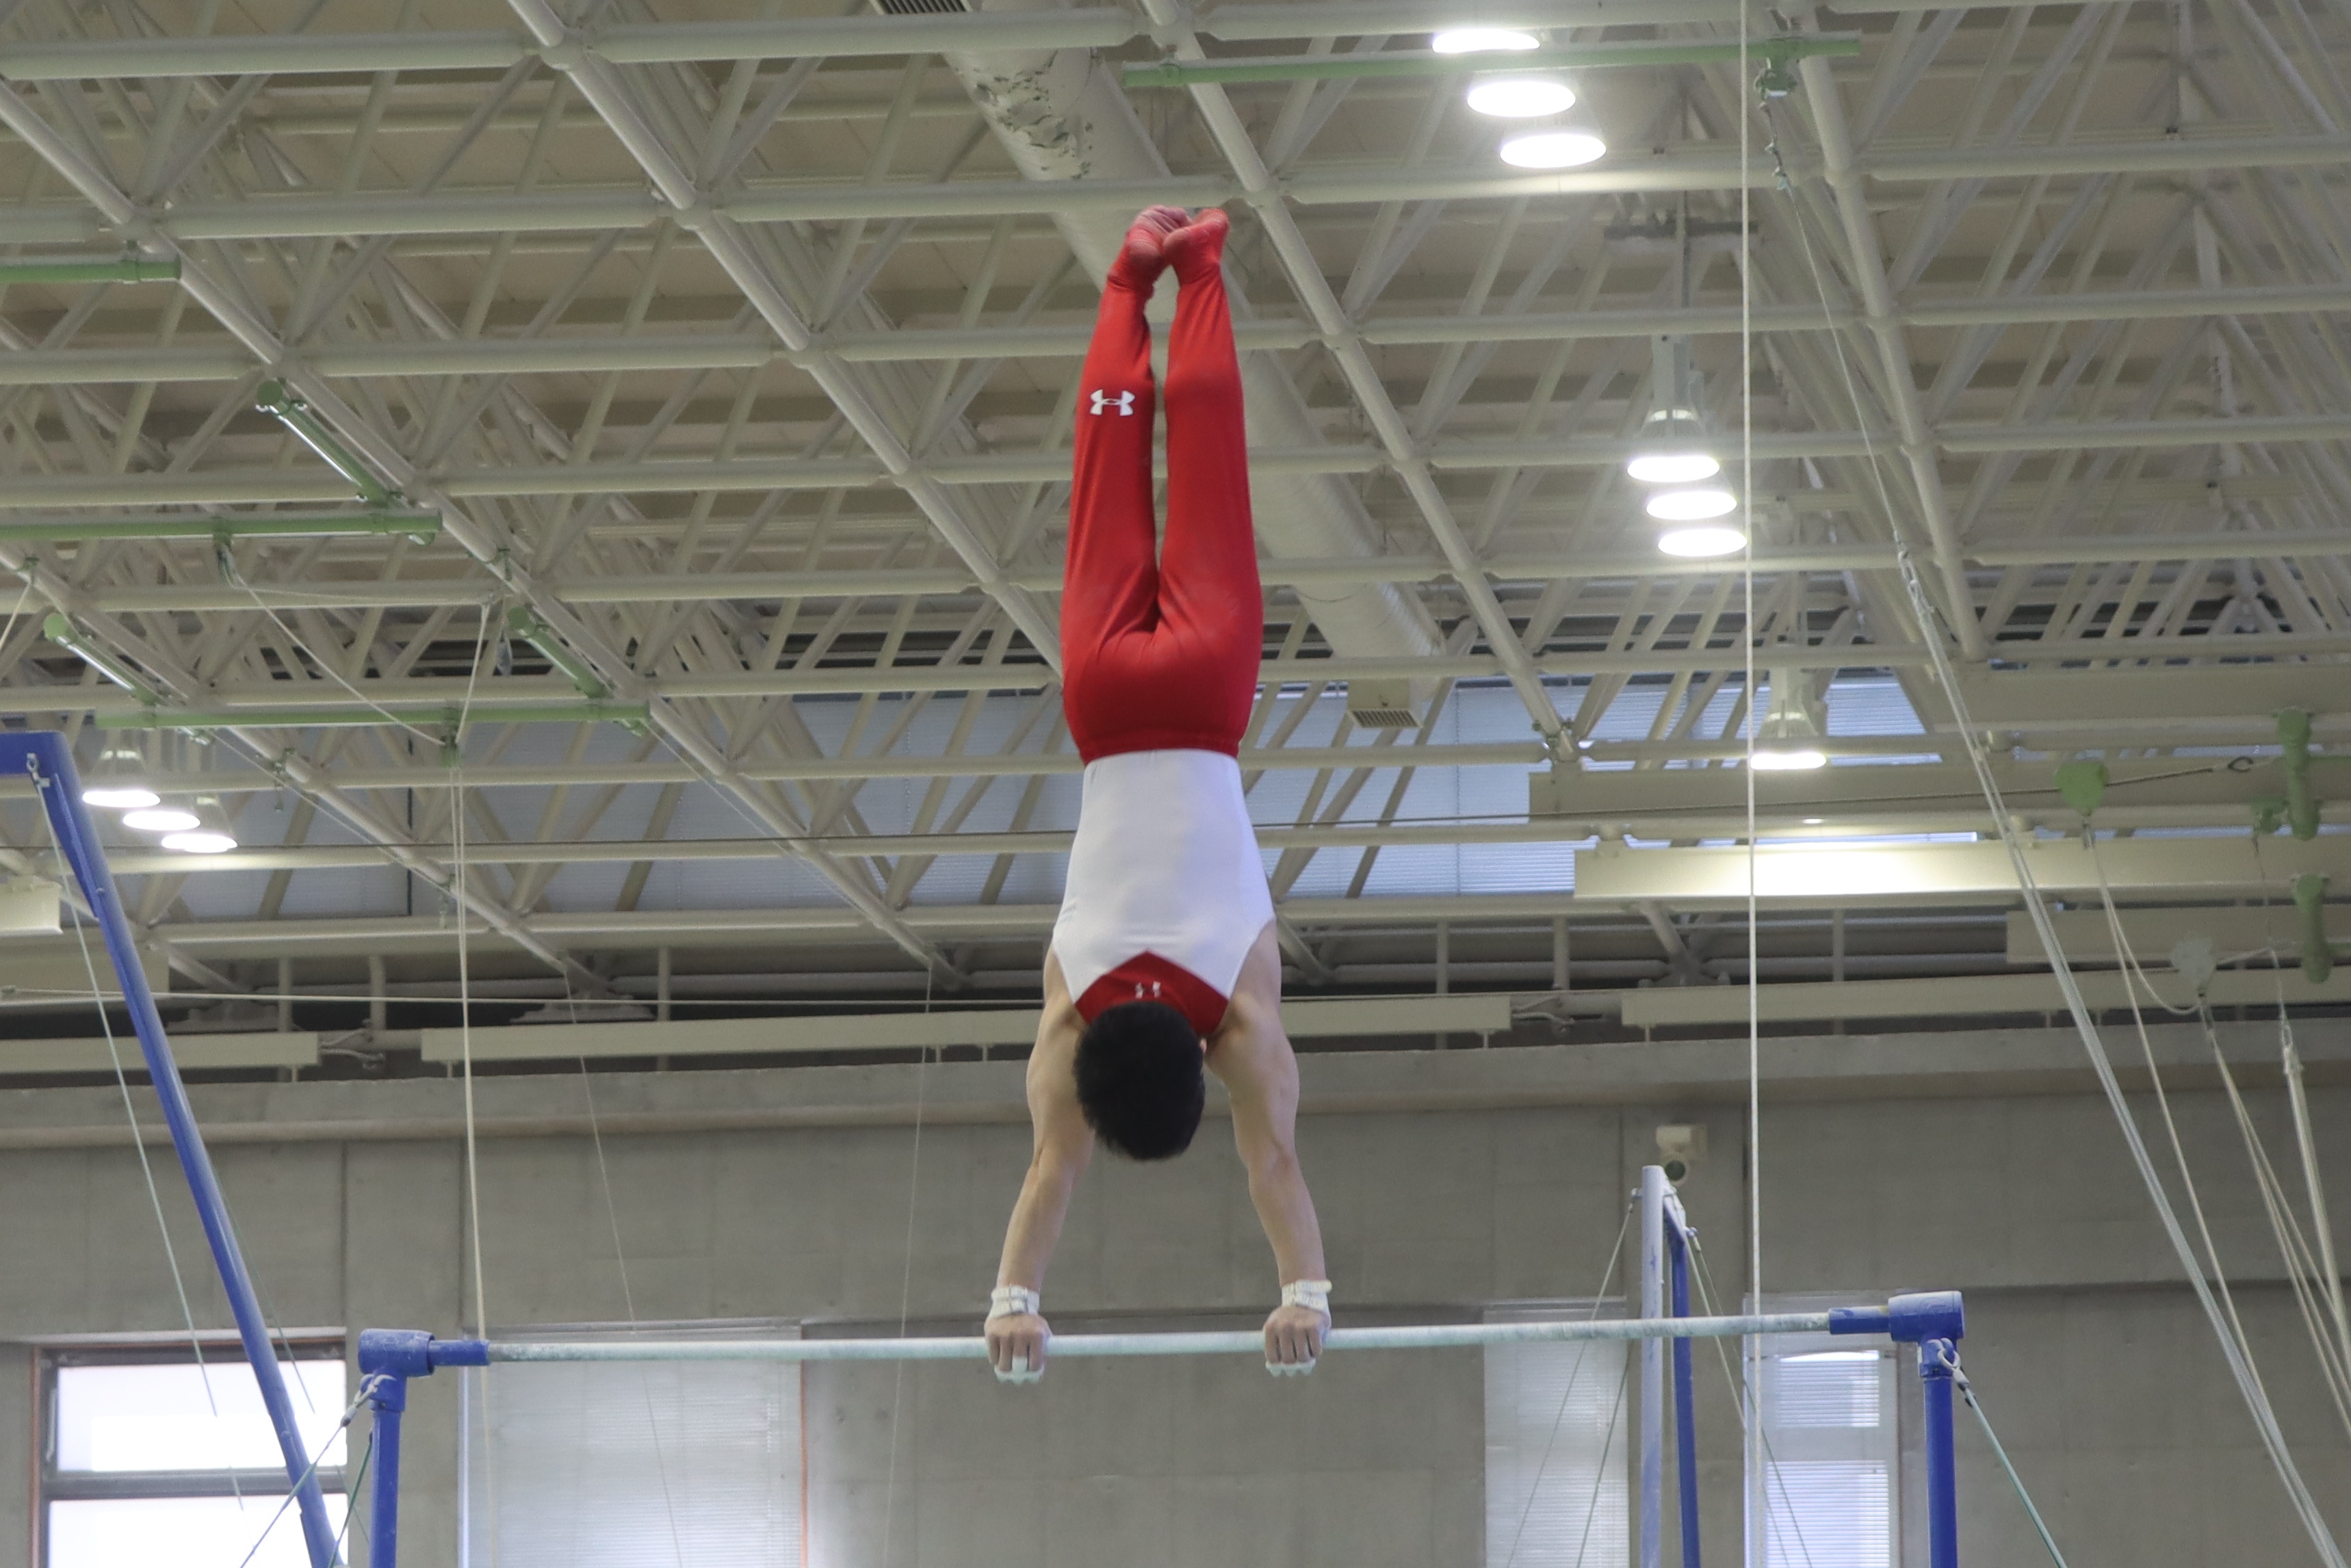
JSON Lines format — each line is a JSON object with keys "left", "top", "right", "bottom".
{"left": 81, "top": 741, "right": 160, "bottom": 811}
{"left": 1751, "top": 667, "right": 1829, "bottom": 771}
{"left": 159, "top": 794, "right": 239, "bottom": 854}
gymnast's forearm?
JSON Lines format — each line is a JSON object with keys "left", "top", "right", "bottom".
{"left": 1245, "top": 1145, "right": 1328, "bottom": 1288}
{"left": 996, "top": 1145, "right": 1086, "bottom": 1289}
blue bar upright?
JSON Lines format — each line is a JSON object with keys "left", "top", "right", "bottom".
{"left": 1921, "top": 1338, "right": 1960, "bottom": 1568}
{"left": 0, "top": 731, "right": 341, "bottom": 1568}
{"left": 1669, "top": 1225, "right": 1702, "bottom": 1568}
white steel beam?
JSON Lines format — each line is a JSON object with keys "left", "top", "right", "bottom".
{"left": 1572, "top": 835, "right": 2351, "bottom": 908}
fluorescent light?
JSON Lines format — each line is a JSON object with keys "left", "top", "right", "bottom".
{"left": 121, "top": 806, "right": 200, "bottom": 833}
{"left": 1498, "top": 129, "right": 1607, "bottom": 168}
{"left": 1751, "top": 747, "right": 1828, "bottom": 772}
{"left": 1466, "top": 75, "right": 1574, "bottom": 118}
{"left": 159, "top": 829, "right": 238, "bottom": 854}
{"left": 1656, "top": 525, "right": 1747, "bottom": 558}
{"left": 1646, "top": 485, "right": 1738, "bottom": 521}
{"left": 1802, "top": 817, "right": 1826, "bottom": 825}
{"left": 1626, "top": 449, "right": 1721, "bottom": 484}
{"left": 82, "top": 785, "right": 161, "bottom": 810}
{"left": 1432, "top": 27, "right": 1540, "bottom": 53}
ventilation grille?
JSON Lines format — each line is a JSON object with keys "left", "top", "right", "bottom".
{"left": 879, "top": 0, "right": 967, "bottom": 13}
{"left": 1346, "top": 678, "right": 1424, "bottom": 731}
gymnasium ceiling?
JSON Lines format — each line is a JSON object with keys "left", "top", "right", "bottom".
{"left": 2, "top": 0, "right": 2349, "bottom": 1029}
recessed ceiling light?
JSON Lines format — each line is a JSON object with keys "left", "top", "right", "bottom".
{"left": 83, "top": 785, "right": 161, "bottom": 810}
{"left": 1498, "top": 129, "right": 1608, "bottom": 169}
{"left": 160, "top": 829, "right": 239, "bottom": 854}
{"left": 1432, "top": 27, "right": 1541, "bottom": 53}
{"left": 1656, "top": 525, "right": 1748, "bottom": 558}
{"left": 1466, "top": 75, "right": 1575, "bottom": 118}
{"left": 122, "top": 805, "right": 201, "bottom": 833}
{"left": 1626, "top": 449, "right": 1722, "bottom": 485}
{"left": 1645, "top": 486, "right": 1739, "bottom": 521}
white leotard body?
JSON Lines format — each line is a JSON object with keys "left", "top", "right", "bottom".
{"left": 1051, "top": 748, "right": 1274, "bottom": 1009}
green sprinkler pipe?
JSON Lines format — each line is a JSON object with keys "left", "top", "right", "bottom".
{"left": 2293, "top": 874, "right": 2334, "bottom": 985}
{"left": 255, "top": 380, "right": 399, "bottom": 509}
{"left": 0, "top": 253, "right": 180, "bottom": 285}
{"left": 507, "top": 605, "right": 612, "bottom": 700}
{"left": 41, "top": 614, "right": 164, "bottom": 702}
{"left": 2272, "top": 709, "right": 2351, "bottom": 841}
{"left": 1121, "top": 33, "right": 1858, "bottom": 88}
{"left": 94, "top": 702, "right": 651, "bottom": 731}
{"left": 0, "top": 510, "right": 440, "bottom": 544}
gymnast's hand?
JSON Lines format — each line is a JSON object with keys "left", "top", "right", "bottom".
{"left": 987, "top": 1297, "right": 1052, "bottom": 1384}
{"left": 1263, "top": 1292, "right": 1329, "bottom": 1376}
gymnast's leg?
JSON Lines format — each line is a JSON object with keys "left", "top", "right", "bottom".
{"left": 1060, "top": 205, "right": 1189, "bottom": 761}
{"left": 1155, "top": 208, "right": 1262, "bottom": 756}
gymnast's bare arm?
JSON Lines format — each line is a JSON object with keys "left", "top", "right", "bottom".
{"left": 985, "top": 956, "right": 1091, "bottom": 1380}
{"left": 1207, "top": 922, "right": 1331, "bottom": 1370}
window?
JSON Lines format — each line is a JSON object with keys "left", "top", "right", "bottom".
{"left": 42, "top": 1346, "right": 350, "bottom": 1568}
{"left": 464, "top": 1321, "right": 804, "bottom": 1568}
{"left": 1485, "top": 1303, "right": 1629, "bottom": 1568}
{"left": 1756, "top": 1320, "right": 1901, "bottom": 1568}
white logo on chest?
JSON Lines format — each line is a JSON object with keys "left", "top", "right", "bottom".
{"left": 1089, "top": 389, "right": 1136, "bottom": 417}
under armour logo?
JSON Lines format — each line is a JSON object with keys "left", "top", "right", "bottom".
{"left": 1090, "top": 389, "right": 1136, "bottom": 417}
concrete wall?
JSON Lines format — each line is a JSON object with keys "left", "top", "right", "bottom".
{"left": 0, "top": 1019, "right": 2346, "bottom": 1567}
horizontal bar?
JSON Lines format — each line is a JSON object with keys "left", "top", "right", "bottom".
{"left": 1121, "top": 34, "right": 1858, "bottom": 87}
{"left": 481, "top": 1311, "right": 1843, "bottom": 1365}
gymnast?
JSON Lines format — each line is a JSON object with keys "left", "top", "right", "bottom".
{"left": 984, "top": 207, "right": 1330, "bottom": 1384}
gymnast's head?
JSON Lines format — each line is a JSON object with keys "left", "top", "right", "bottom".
{"left": 1074, "top": 1000, "right": 1206, "bottom": 1161}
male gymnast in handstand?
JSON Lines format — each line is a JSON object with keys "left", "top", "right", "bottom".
{"left": 983, "top": 206, "right": 1330, "bottom": 1383}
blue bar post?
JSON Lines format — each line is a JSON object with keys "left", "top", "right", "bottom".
{"left": 1638, "top": 1166, "right": 1667, "bottom": 1568}
{"left": 1921, "top": 1338, "right": 1960, "bottom": 1568}
{"left": 357, "top": 1329, "right": 486, "bottom": 1568}
{"left": 1667, "top": 1220, "right": 1702, "bottom": 1568}
{"left": 1, "top": 732, "right": 341, "bottom": 1568}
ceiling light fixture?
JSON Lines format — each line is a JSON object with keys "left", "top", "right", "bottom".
{"left": 1498, "top": 129, "right": 1608, "bottom": 168}
{"left": 160, "top": 829, "right": 239, "bottom": 855}
{"left": 1752, "top": 667, "right": 1830, "bottom": 772}
{"left": 1432, "top": 27, "right": 1540, "bottom": 53}
{"left": 1466, "top": 74, "right": 1575, "bottom": 118}
{"left": 81, "top": 742, "right": 159, "bottom": 811}
{"left": 1645, "top": 486, "right": 1739, "bottom": 522}
{"left": 1654, "top": 525, "right": 1748, "bottom": 558}
{"left": 122, "top": 805, "right": 200, "bottom": 833}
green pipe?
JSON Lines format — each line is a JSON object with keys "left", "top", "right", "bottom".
{"left": 95, "top": 702, "right": 651, "bottom": 731}
{"left": 255, "top": 380, "right": 399, "bottom": 508}
{"left": 508, "top": 605, "right": 612, "bottom": 701}
{"left": 0, "top": 510, "right": 439, "bottom": 543}
{"left": 2280, "top": 709, "right": 2320, "bottom": 839}
{"left": 42, "top": 614, "right": 164, "bottom": 701}
{"left": 2293, "top": 873, "right": 2333, "bottom": 986}
{"left": 1121, "top": 34, "right": 1858, "bottom": 89}
{"left": 0, "top": 254, "right": 180, "bottom": 285}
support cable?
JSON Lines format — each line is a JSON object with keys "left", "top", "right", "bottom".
{"left": 1932, "top": 1345, "right": 2070, "bottom": 1568}
{"left": 1500, "top": 1201, "right": 1635, "bottom": 1568}
{"left": 1778, "top": 90, "right": 2348, "bottom": 1565}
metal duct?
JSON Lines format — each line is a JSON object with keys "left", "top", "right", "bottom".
{"left": 941, "top": 1, "right": 1446, "bottom": 722}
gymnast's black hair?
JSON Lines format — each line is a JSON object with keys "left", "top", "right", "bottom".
{"left": 1074, "top": 1000, "right": 1206, "bottom": 1162}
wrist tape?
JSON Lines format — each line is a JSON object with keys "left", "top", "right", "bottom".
{"left": 989, "top": 1284, "right": 1041, "bottom": 1320}
{"left": 1281, "top": 1279, "right": 1332, "bottom": 1316}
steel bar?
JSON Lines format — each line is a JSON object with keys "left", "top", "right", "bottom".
{"left": 1121, "top": 36, "right": 1860, "bottom": 88}
{"left": 16, "top": 283, "right": 2350, "bottom": 387}
{"left": 0, "top": 5, "right": 1768, "bottom": 81}
{"left": 13, "top": 134, "right": 2346, "bottom": 248}
{"left": 0, "top": 511, "right": 439, "bottom": 543}
{"left": 478, "top": 1311, "right": 1845, "bottom": 1364}
{"left": 94, "top": 702, "right": 650, "bottom": 731}
{"left": 1640, "top": 1164, "right": 1670, "bottom": 1568}
{"left": 0, "top": 253, "right": 177, "bottom": 283}
{"left": 19, "top": 414, "right": 2343, "bottom": 512}
{"left": 0, "top": 733, "right": 341, "bottom": 1568}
